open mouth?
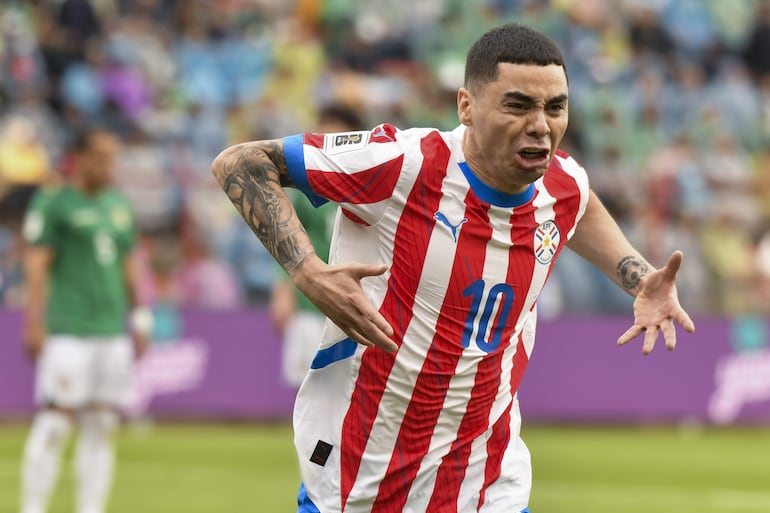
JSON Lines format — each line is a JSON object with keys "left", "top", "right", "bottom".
{"left": 518, "top": 148, "right": 549, "bottom": 160}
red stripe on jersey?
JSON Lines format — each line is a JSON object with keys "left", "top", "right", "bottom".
{"left": 508, "top": 334, "right": 530, "bottom": 408}
{"left": 304, "top": 133, "right": 325, "bottom": 149}
{"left": 477, "top": 333, "right": 530, "bottom": 509}
{"left": 555, "top": 148, "right": 584, "bottom": 168}
{"left": 543, "top": 159, "right": 581, "bottom": 257}
{"left": 341, "top": 208, "right": 370, "bottom": 226}
{"left": 425, "top": 346, "right": 502, "bottom": 513}
{"left": 371, "top": 185, "right": 495, "bottom": 512}
{"left": 307, "top": 155, "right": 404, "bottom": 204}
{"left": 477, "top": 399, "right": 513, "bottom": 509}
{"left": 473, "top": 161, "right": 586, "bottom": 504}
{"left": 425, "top": 199, "right": 538, "bottom": 511}
{"left": 506, "top": 195, "right": 539, "bottom": 330}
{"left": 340, "top": 132, "right": 450, "bottom": 511}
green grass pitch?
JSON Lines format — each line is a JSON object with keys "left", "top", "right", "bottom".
{"left": 1, "top": 421, "right": 769, "bottom": 512}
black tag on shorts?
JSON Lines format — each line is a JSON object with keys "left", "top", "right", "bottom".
{"left": 310, "top": 440, "right": 333, "bottom": 466}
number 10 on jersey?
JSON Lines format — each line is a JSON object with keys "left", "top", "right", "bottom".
{"left": 461, "top": 279, "right": 515, "bottom": 353}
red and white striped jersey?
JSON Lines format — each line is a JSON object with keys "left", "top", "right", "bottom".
{"left": 283, "top": 124, "right": 590, "bottom": 513}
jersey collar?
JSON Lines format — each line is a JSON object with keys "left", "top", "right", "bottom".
{"left": 458, "top": 161, "right": 535, "bottom": 208}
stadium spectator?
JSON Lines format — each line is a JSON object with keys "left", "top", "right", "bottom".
{"left": 112, "top": 124, "right": 181, "bottom": 233}
{"left": 754, "top": 223, "right": 770, "bottom": 311}
{"left": 742, "top": 0, "right": 770, "bottom": 83}
{"left": 18, "top": 127, "right": 150, "bottom": 513}
{"left": 701, "top": 206, "right": 757, "bottom": 315}
{"left": 175, "top": 224, "right": 242, "bottom": 310}
{"left": 211, "top": 23, "right": 695, "bottom": 513}
{"left": 224, "top": 195, "right": 278, "bottom": 306}
{"left": 0, "top": 117, "right": 57, "bottom": 227}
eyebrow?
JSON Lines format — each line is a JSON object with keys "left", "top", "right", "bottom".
{"left": 503, "top": 91, "right": 568, "bottom": 105}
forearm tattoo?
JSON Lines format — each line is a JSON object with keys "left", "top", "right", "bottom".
{"left": 616, "top": 255, "right": 649, "bottom": 292}
{"left": 214, "top": 142, "right": 314, "bottom": 275}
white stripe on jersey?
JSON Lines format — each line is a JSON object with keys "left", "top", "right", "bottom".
{"left": 479, "top": 403, "right": 531, "bottom": 512}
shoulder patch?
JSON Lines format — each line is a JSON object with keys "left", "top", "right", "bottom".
{"left": 324, "top": 131, "right": 370, "bottom": 155}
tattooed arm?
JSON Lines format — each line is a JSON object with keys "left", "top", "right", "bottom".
{"left": 567, "top": 191, "right": 651, "bottom": 296}
{"left": 211, "top": 140, "right": 313, "bottom": 275}
{"left": 211, "top": 141, "right": 397, "bottom": 352}
{"left": 568, "top": 191, "right": 695, "bottom": 354}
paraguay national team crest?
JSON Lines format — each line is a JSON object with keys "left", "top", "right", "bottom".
{"left": 534, "top": 220, "right": 560, "bottom": 265}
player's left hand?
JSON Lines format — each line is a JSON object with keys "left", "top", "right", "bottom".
{"left": 617, "top": 250, "right": 695, "bottom": 354}
{"left": 133, "top": 332, "right": 150, "bottom": 360}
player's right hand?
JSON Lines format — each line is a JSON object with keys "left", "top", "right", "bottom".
{"left": 23, "top": 323, "right": 46, "bottom": 360}
{"left": 293, "top": 256, "right": 397, "bottom": 353}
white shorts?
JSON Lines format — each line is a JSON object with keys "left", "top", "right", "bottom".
{"left": 281, "top": 312, "right": 326, "bottom": 388}
{"left": 36, "top": 334, "right": 134, "bottom": 409}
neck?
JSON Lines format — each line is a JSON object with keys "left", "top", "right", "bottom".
{"left": 461, "top": 130, "right": 530, "bottom": 195}
{"left": 73, "top": 176, "right": 103, "bottom": 195}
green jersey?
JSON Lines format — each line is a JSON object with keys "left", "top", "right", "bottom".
{"left": 23, "top": 186, "right": 137, "bottom": 336}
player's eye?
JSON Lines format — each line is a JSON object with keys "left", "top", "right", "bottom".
{"left": 506, "top": 103, "right": 527, "bottom": 112}
{"left": 547, "top": 103, "right": 566, "bottom": 113}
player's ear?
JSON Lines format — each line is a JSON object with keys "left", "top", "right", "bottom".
{"left": 457, "top": 87, "right": 472, "bottom": 126}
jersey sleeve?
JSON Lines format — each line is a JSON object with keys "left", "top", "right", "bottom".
{"left": 552, "top": 151, "right": 591, "bottom": 241}
{"left": 283, "top": 124, "right": 411, "bottom": 226}
{"left": 22, "top": 188, "right": 59, "bottom": 247}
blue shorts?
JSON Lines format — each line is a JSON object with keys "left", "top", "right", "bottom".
{"left": 296, "top": 482, "right": 530, "bottom": 513}
{"left": 297, "top": 483, "right": 320, "bottom": 513}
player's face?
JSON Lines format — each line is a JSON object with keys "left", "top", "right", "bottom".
{"left": 78, "top": 132, "right": 121, "bottom": 190}
{"left": 458, "top": 63, "right": 568, "bottom": 194}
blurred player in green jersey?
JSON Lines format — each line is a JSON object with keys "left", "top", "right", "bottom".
{"left": 19, "top": 127, "right": 151, "bottom": 513}
{"left": 270, "top": 103, "right": 364, "bottom": 387}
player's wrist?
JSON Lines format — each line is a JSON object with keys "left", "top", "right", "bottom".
{"left": 290, "top": 254, "right": 322, "bottom": 283}
{"left": 130, "top": 306, "right": 154, "bottom": 337}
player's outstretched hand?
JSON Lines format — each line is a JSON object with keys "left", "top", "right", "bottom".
{"left": 617, "top": 250, "right": 695, "bottom": 355}
{"left": 293, "top": 256, "right": 397, "bottom": 353}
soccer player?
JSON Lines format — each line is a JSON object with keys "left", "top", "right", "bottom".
{"left": 19, "top": 127, "right": 150, "bottom": 513}
{"left": 212, "top": 23, "right": 695, "bottom": 513}
{"left": 270, "top": 103, "right": 366, "bottom": 388}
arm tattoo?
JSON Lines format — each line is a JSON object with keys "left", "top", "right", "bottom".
{"left": 215, "top": 141, "right": 314, "bottom": 275}
{"left": 616, "top": 255, "right": 649, "bottom": 292}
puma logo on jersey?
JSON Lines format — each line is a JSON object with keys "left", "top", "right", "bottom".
{"left": 371, "top": 126, "right": 394, "bottom": 141}
{"left": 434, "top": 211, "right": 468, "bottom": 242}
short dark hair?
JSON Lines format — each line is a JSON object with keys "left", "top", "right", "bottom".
{"left": 319, "top": 103, "right": 365, "bottom": 131}
{"left": 70, "top": 126, "right": 116, "bottom": 153}
{"left": 464, "top": 23, "right": 566, "bottom": 90}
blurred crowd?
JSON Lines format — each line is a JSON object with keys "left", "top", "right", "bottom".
{"left": 0, "top": 0, "right": 768, "bottom": 317}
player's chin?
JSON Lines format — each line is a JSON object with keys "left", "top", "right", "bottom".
{"left": 517, "top": 165, "right": 546, "bottom": 183}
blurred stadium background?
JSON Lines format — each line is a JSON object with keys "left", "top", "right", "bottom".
{"left": 1, "top": 0, "right": 769, "bottom": 512}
